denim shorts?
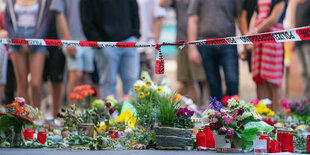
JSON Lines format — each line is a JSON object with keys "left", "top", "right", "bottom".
{"left": 0, "top": 44, "right": 7, "bottom": 84}
{"left": 63, "top": 46, "right": 94, "bottom": 72}
{"left": 9, "top": 26, "right": 47, "bottom": 54}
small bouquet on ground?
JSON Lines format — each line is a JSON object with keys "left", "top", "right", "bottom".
{"left": 0, "top": 97, "right": 40, "bottom": 146}
{"left": 174, "top": 108, "right": 194, "bottom": 128}
{"left": 70, "top": 84, "right": 96, "bottom": 109}
{"left": 281, "top": 98, "right": 310, "bottom": 125}
{"left": 201, "top": 97, "right": 273, "bottom": 150}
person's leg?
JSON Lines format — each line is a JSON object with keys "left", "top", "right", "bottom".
{"left": 29, "top": 52, "right": 45, "bottom": 108}
{"left": 11, "top": 52, "right": 29, "bottom": 102}
{"left": 256, "top": 83, "right": 264, "bottom": 100}
{"left": 198, "top": 46, "right": 222, "bottom": 99}
{"left": 49, "top": 46, "right": 65, "bottom": 117}
{"left": 4, "top": 60, "right": 16, "bottom": 104}
{"left": 220, "top": 45, "right": 239, "bottom": 97}
{"left": 90, "top": 55, "right": 100, "bottom": 98}
{"left": 297, "top": 43, "right": 310, "bottom": 98}
{"left": 119, "top": 46, "right": 139, "bottom": 96}
{"left": 96, "top": 48, "right": 120, "bottom": 98}
{"left": 269, "top": 82, "right": 281, "bottom": 111}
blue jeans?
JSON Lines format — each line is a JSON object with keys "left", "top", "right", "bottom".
{"left": 95, "top": 37, "right": 139, "bottom": 98}
{"left": 198, "top": 45, "right": 239, "bottom": 100}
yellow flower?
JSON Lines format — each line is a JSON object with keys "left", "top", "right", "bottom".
{"left": 157, "top": 87, "right": 163, "bottom": 93}
{"left": 256, "top": 102, "right": 266, "bottom": 108}
{"left": 138, "top": 92, "right": 145, "bottom": 99}
{"left": 267, "top": 111, "right": 274, "bottom": 117}
{"left": 143, "top": 85, "right": 148, "bottom": 90}
{"left": 145, "top": 92, "right": 150, "bottom": 96}
{"left": 135, "top": 85, "right": 142, "bottom": 91}
{"left": 263, "top": 108, "right": 271, "bottom": 114}
{"left": 256, "top": 107, "right": 263, "bottom": 114}
{"left": 145, "top": 81, "right": 152, "bottom": 86}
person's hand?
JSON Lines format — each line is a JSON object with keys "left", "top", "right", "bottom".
{"left": 66, "top": 46, "right": 76, "bottom": 58}
{"left": 290, "top": 42, "right": 296, "bottom": 53}
{"left": 239, "top": 48, "right": 247, "bottom": 61}
{"left": 189, "top": 45, "right": 202, "bottom": 65}
{"left": 0, "top": 30, "right": 8, "bottom": 38}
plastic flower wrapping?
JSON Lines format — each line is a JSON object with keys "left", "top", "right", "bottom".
{"left": 201, "top": 97, "right": 273, "bottom": 150}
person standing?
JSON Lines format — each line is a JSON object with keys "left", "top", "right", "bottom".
{"left": 188, "top": 0, "right": 243, "bottom": 100}
{"left": 51, "top": 0, "right": 94, "bottom": 106}
{"left": 290, "top": 0, "right": 310, "bottom": 99}
{"left": 249, "top": 0, "right": 287, "bottom": 111}
{"left": 137, "top": 0, "right": 165, "bottom": 83}
{"left": 5, "top": 0, "right": 51, "bottom": 108}
{"left": 239, "top": 0, "right": 262, "bottom": 99}
{"left": 160, "top": 0, "right": 208, "bottom": 106}
{"left": 80, "top": 0, "right": 140, "bottom": 99}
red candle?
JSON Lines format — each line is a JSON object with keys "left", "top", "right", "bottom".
{"left": 196, "top": 129, "right": 207, "bottom": 150}
{"left": 23, "top": 128, "right": 34, "bottom": 140}
{"left": 307, "top": 135, "right": 310, "bottom": 153}
{"left": 271, "top": 140, "right": 281, "bottom": 153}
{"left": 203, "top": 126, "right": 215, "bottom": 149}
{"left": 37, "top": 131, "right": 47, "bottom": 145}
{"left": 259, "top": 135, "right": 270, "bottom": 153}
{"left": 282, "top": 133, "right": 290, "bottom": 152}
{"left": 289, "top": 133, "right": 294, "bottom": 152}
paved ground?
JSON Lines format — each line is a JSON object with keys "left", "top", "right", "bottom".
{"left": 0, "top": 148, "right": 257, "bottom": 155}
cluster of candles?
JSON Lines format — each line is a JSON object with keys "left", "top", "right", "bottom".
{"left": 196, "top": 125, "right": 215, "bottom": 150}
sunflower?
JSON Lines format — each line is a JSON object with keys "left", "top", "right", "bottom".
{"left": 135, "top": 85, "right": 142, "bottom": 91}
{"left": 157, "top": 87, "right": 163, "bottom": 93}
{"left": 138, "top": 92, "right": 145, "bottom": 99}
{"left": 145, "top": 81, "right": 152, "bottom": 86}
{"left": 145, "top": 92, "right": 150, "bottom": 96}
{"left": 143, "top": 85, "right": 148, "bottom": 90}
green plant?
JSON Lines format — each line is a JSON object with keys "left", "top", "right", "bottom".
{"left": 157, "top": 96, "right": 179, "bottom": 127}
{"left": 57, "top": 105, "right": 82, "bottom": 129}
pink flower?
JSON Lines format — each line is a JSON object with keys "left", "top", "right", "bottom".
{"left": 210, "top": 117, "right": 218, "bottom": 123}
{"left": 15, "top": 97, "right": 25, "bottom": 106}
{"left": 214, "top": 111, "right": 222, "bottom": 117}
{"left": 220, "top": 127, "right": 227, "bottom": 133}
{"left": 227, "top": 128, "right": 234, "bottom": 135}
{"left": 281, "top": 98, "right": 289, "bottom": 109}
{"left": 250, "top": 99, "right": 259, "bottom": 106}
{"left": 222, "top": 114, "right": 234, "bottom": 125}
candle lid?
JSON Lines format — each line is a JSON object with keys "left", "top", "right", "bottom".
{"left": 256, "top": 131, "right": 267, "bottom": 135}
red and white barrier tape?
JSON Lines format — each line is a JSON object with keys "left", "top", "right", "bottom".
{"left": 0, "top": 26, "right": 309, "bottom": 48}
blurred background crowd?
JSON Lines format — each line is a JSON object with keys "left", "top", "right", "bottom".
{"left": 0, "top": 0, "right": 309, "bottom": 119}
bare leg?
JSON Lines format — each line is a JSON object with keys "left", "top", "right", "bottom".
{"left": 256, "top": 83, "right": 264, "bottom": 100}
{"left": 270, "top": 83, "right": 282, "bottom": 111}
{"left": 66, "top": 70, "right": 83, "bottom": 107}
{"left": 51, "top": 82, "right": 63, "bottom": 117}
{"left": 11, "top": 52, "right": 29, "bottom": 103}
{"left": 29, "top": 52, "right": 45, "bottom": 108}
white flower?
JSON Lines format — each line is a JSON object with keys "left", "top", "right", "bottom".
{"left": 220, "top": 108, "right": 230, "bottom": 113}
{"left": 253, "top": 113, "right": 262, "bottom": 120}
{"left": 134, "top": 80, "right": 145, "bottom": 87}
{"left": 227, "top": 98, "right": 238, "bottom": 108}
{"left": 237, "top": 112, "right": 252, "bottom": 121}
{"left": 202, "top": 109, "right": 215, "bottom": 116}
{"left": 201, "top": 115, "right": 210, "bottom": 124}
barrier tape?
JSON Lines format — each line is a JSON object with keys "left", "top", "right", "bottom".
{"left": 0, "top": 26, "right": 309, "bottom": 48}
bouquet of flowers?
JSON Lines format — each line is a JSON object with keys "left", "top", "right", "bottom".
{"left": 0, "top": 97, "right": 40, "bottom": 146}
{"left": 130, "top": 72, "right": 172, "bottom": 127}
{"left": 202, "top": 97, "right": 273, "bottom": 150}
{"left": 281, "top": 98, "right": 310, "bottom": 124}
{"left": 250, "top": 99, "right": 275, "bottom": 117}
{"left": 70, "top": 84, "right": 96, "bottom": 109}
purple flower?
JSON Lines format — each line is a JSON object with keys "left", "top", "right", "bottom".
{"left": 237, "top": 122, "right": 242, "bottom": 126}
{"left": 296, "top": 105, "right": 305, "bottom": 111}
{"left": 188, "top": 110, "right": 194, "bottom": 117}
{"left": 214, "top": 111, "right": 222, "bottom": 117}
{"left": 220, "top": 127, "right": 227, "bottom": 133}
{"left": 237, "top": 108, "right": 244, "bottom": 116}
{"left": 209, "top": 97, "right": 223, "bottom": 112}
{"left": 240, "top": 125, "right": 245, "bottom": 130}
{"left": 106, "top": 102, "right": 111, "bottom": 108}
{"left": 109, "top": 108, "right": 115, "bottom": 115}
{"left": 227, "top": 129, "right": 234, "bottom": 135}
